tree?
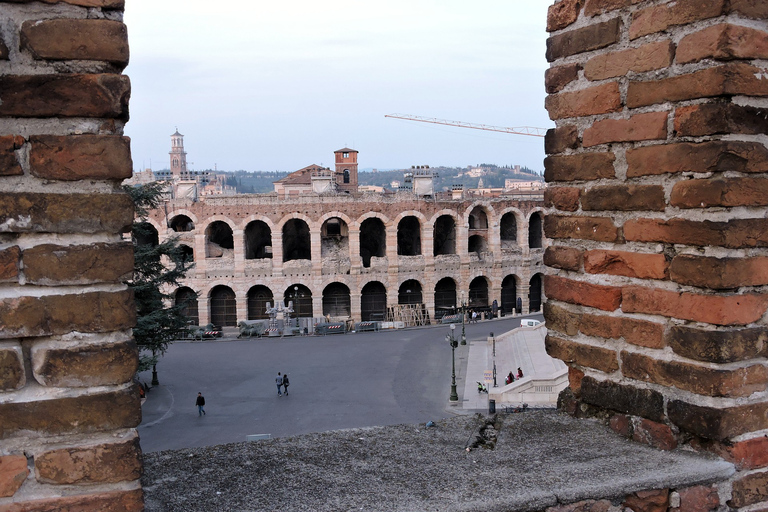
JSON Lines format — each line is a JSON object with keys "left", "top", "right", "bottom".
{"left": 124, "top": 182, "right": 196, "bottom": 385}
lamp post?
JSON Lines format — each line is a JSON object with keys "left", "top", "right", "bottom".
{"left": 491, "top": 332, "right": 497, "bottom": 387}
{"left": 446, "top": 324, "right": 459, "bottom": 402}
{"left": 293, "top": 285, "right": 299, "bottom": 323}
{"left": 460, "top": 290, "right": 466, "bottom": 345}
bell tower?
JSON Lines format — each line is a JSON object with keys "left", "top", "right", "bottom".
{"left": 169, "top": 129, "right": 188, "bottom": 177}
{"left": 334, "top": 147, "right": 358, "bottom": 193}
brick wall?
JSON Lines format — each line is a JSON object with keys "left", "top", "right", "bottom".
{"left": 0, "top": 0, "right": 142, "bottom": 510}
{"left": 544, "top": 0, "right": 768, "bottom": 508}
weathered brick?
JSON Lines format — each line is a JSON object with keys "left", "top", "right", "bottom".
{"left": 580, "top": 313, "right": 665, "bottom": 349}
{"left": 0, "top": 192, "right": 134, "bottom": 234}
{"left": 666, "top": 325, "right": 768, "bottom": 364}
{"left": 676, "top": 485, "right": 719, "bottom": 512}
{"left": 675, "top": 103, "right": 768, "bottom": 137}
{"left": 0, "top": 246, "right": 20, "bottom": 283}
{"left": 677, "top": 24, "right": 768, "bottom": 64}
{"left": 545, "top": 82, "right": 622, "bottom": 120}
{"left": 609, "top": 413, "right": 630, "bottom": 437}
{"left": 545, "top": 125, "right": 580, "bottom": 154}
{"left": 712, "top": 436, "right": 768, "bottom": 470}
{"left": 632, "top": 419, "right": 677, "bottom": 451}
{"left": 621, "top": 350, "right": 768, "bottom": 398}
{"left": 546, "top": 18, "right": 621, "bottom": 61}
{"left": 29, "top": 135, "right": 132, "bottom": 181}
{"left": 622, "top": 285, "right": 768, "bottom": 325}
{"left": 548, "top": 0, "right": 583, "bottom": 32}
{"left": 669, "top": 399, "right": 768, "bottom": 440}
{"left": 23, "top": 242, "right": 133, "bottom": 285}
{"left": 569, "top": 367, "right": 585, "bottom": 396}
{"left": 626, "top": 141, "right": 768, "bottom": 177}
{"left": 31, "top": 339, "right": 138, "bottom": 387}
{"left": 670, "top": 254, "right": 768, "bottom": 289}
{"left": 729, "top": 0, "right": 768, "bottom": 18}
{"left": 0, "top": 387, "right": 140, "bottom": 439}
{"left": 544, "top": 301, "right": 581, "bottom": 336}
{"left": 0, "top": 488, "right": 143, "bottom": 512}
{"left": 35, "top": 434, "right": 141, "bottom": 484}
{"left": 545, "top": 334, "right": 619, "bottom": 373}
{"left": 544, "top": 186, "right": 581, "bottom": 212}
{"left": 545, "top": 275, "right": 622, "bottom": 311}
{"left": 0, "top": 344, "right": 25, "bottom": 391}
{"left": 580, "top": 185, "right": 665, "bottom": 211}
{"left": 0, "top": 455, "right": 27, "bottom": 498}
{"left": 627, "top": 63, "right": 768, "bottom": 108}
{"left": 0, "top": 135, "right": 24, "bottom": 176}
{"left": 548, "top": 498, "right": 613, "bottom": 512}
{"left": 544, "top": 152, "right": 615, "bottom": 182}
{"left": 729, "top": 471, "right": 768, "bottom": 508}
{"left": 0, "top": 74, "right": 129, "bottom": 118}
{"left": 584, "top": 0, "right": 635, "bottom": 17}
{"left": 545, "top": 215, "right": 620, "bottom": 242}
{"left": 545, "top": 63, "right": 582, "bottom": 94}
{"left": 624, "top": 217, "right": 768, "bottom": 249}
{"left": 630, "top": 0, "right": 726, "bottom": 39}
{"left": 544, "top": 245, "right": 582, "bottom": 271}
{"left": 584, "top": 249, "right": 668, "bottom": 279}
{"left": 623, "top": 489, "right": 669, "bottom": 512}
{"left": 0, "top": 290, "right": 135, "bottom": 339}
{"left": 21, "top": 19, "right": 128, "bottom": 65}
{"left": 584, "top": 41, "right": 673, "bottom": 81}
{"left": 671, "top": 177, "right": 768, "bottom": 209}
{"left": 583, "top": 111, "right": 668, "bottom": 147}
{"left": 581, "top": 376, "right": 665, "bottom": 421}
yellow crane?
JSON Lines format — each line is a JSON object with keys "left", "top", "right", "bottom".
{"left": 384, "top": 113, "right": 547, "bottom": 137}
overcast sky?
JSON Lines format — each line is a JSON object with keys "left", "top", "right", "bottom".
{"left": 124, "top": 1, "right": 552, "bottom": 174}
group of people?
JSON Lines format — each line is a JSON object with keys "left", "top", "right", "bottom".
{"left": 276, "top": 372, "right": 290, "bottom": 396}
{"left": 505, "top": 367, "right": 524, "bottom": 385}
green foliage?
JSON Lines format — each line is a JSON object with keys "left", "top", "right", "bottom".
{"left": 124, "top": 183, "right": 196, "bottom": 372}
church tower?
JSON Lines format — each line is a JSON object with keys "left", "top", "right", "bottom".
{"left": 169, "top": 129, "right": 188, "bottom": 177}
{"left": 334, "top": 148, "right": 358, "bottom": 193}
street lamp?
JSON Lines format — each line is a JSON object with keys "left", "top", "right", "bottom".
{"left": 460, "top": 290, "right": 466, "bottom": 345}
{"left": 491, "top": 332, "right": 497, "bottom": 387}
{"left": 446, "top": 324, "right": 459, "bottom": 402}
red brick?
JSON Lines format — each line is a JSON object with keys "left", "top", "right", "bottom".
{"left": 544, "top": 246, "right": 582, "bottom": 271}
{"left": 545, "top": 215, "right": 620, "bottom": 243}
{"left": 545, "top": 275, "right": 622, "bottom": 311}
{"left": 29, "top": 135, "right": 132, "bottom": 181}
{"left": 630, "top": 0, "right": 726, "bottom": 39}
{"left": 0, "top": 455, "right": 27, "bottom": 498}
{"left": 609, "top": 413, "right": 630, "bottom": 437}
{"left": 584, "top": 0, "right": 636, "bottom": 17}
{"left": 0, "top": 74, "right": 129, "bottom": 118}
{"left": 677, "top": 485, "right": 719, "bottom": 512}
{"left": 668, "top": 399, "right": 768, "bottom": 440}
{"left": 546, "top": 334, "right": 619, "bottom": 373}
{"left": 675, "top": 103, "right": 768, "bottom": 137}
{"left": 581, "top": 376, "right": 665, "bottom": 421}
{"left": 730, "top": 471, "right": 768, "bottom": 508}
{"left": 545, "top": 125, "right": 580, "bottom": 155}
{"left": 21, "top": 19, "right": 128, "bottom": 65}
{"left": 670, "top": 254, "right": 768, "bottom": 289}
{"left": 0, "top": 345, "right": 25, "bottom": 391}
{"left": 546, "top": 18, "right": 621, "bottom": 61}
{"left": 548, "top": 0, "right": 583, "bottom": 32}
{"left": 0, "top": 192, "right": 134, "bottom": 234}
{"left": 544, "top": 301, "right": 581, "bottom": 336}
{"left": 0, "top": 246, "right": 20, "bottom": 283}
{"left": 569, "top": 366, "right": 585, "bottom": 395}
{"left": 0, "top": 488, "right": 143, "bottom": 512}
{"left": 31, "top": 339, "right": 138, "bottom": 387}
{"left": 583, "top": 112, "right": 668, "bottom": 147}
{"left": 622, "top": 285, "right": 768, "bottom": 325}
{"left": 623, "top": 488, "right": 669, "bottom": 512}
{"left": 584, "top": 41, "right": 673, "bottom": 81}
{"left": 23, "top": 242, "right": 133, "bottom": 285}
{"left": 580, "top": 185, "right": 665, "bottom": 211}
{"left": 545, "top": 82, "right": 622, "bottom": 120}
{"left": 677, "top": 24, "right": 768, "bottom": 64}
{"left": 545, "top": 152, "right": 615, "bottom": 182}
{"left": 672, "top": 177, "right": 768, "bottom": 209}
{"left": 0, "top": 135, "right": 24, "bottom": 176}
{"left": 626, "top": 141, "right": 768, "bottom": 177}
{"left": 627, "top": 63, "right": 768, "bottom": 108}
{"left": 715, "top": 436, "right": 768, "bottom": 470}
{"left": 584, "top": 249, "right": 668, "bottom": 279}
{"left": 545, "top": 63, "right": 582, "bottom": 94}
{"left": 35, "top": 434, "right": 141, "bottom": 484}
{"left": 624, "top": 217, "right": 768, "bottom": 249}
{"left": 632, "top": 419, "right": 677, "bottom": 451}
{"left": 622, "top": 350, "right": 768, "bottom": 398}
{"left": 729, "top": 0, "right": 768, "bottom": 18}
{"left": 667, "top": 325, "right": 768, "bottom": 364}
{"left": 579, "top": 313, "right": 665, "bottom": 349}
{"left": 544, "top": 186, "right": 581, "bottom": 212}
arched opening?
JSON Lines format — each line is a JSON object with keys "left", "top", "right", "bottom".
{"left": 322, "top": 282, "right": 351, "bottom": 318}
{"left": 321, "top": 217, "right": 349, "bottom": 258}
{"left": 247, "top": 285, "right": 273, "bottom": 320}
{"left": 398, "top": 280, "right": 423, "bottom": 305}
{"left": 209, "top": 285, "right": 237, "bottom": 327}
{"left": 245, "top": 220, "right": 273, "bottom": 259}
{"left": 134, "top": 222, "right": 158, "bottom": 248}
{"left": 343, "top": 169, "right": 350, "bottom": 184}
{"left": 468, "top": 234, "right": 488, "bottom": 255}
{"left": 528, "top": 212, "right": 543, "bottom": 249}
{"left": 434, "top": 277, "right": 457, "bottom": 320}
{"left": 205, "top": 221, "right": 234, "bottom": 258}
{"left": 529, "top": 273, "right": 543, "bottom": 313}
{"left": 282, "top": 219, "right": 311, "bottom": 261}
{"left": 501, "top": 275, "right": 518, "bottom": 315}
{"left": 397, "top": 216, "right": 421, "bottom": 256}
{"left": 169, "top": 214, "right": 194, "bottom": 232}
{"left": 433, "top": 215, "right": 456, "bottom": 256}
{"left": 360, "top": 217, "right": 386, "bottom": 268}
{"left": 469, "top": 276, "right": 489, "bottom": 309}
{"left": 468, "top": 206, "right": 488, "bottom": 229}
{"left": 284, "top": 284, "right": 313, "bottom": 318}
{"left": 361, "top": 281, "right": 387, "bottom": 321}
{"left": 175, "top": 287, "right": 199, "bottom": 326}
{"left": 500, "top": 212, "right": 518, "bottom": 249}
{"left": 176, "top": 244, "right": 194, "bottom": 264}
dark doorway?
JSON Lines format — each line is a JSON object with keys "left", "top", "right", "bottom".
{"left": 501, "top": 275, "right": 517, "bottom": 315}
{"left": 397, "top": 216, "right": 421, "bottom": 256}
{"left": 322, "top": 283, "right": 351, "bottom": 317}
{"left": 361, "top": 281, "right": 387, "bottom": 321}
{"left": 210, "top": 285, "right": 237, "bottom": 327}
{"left": 528, "top": 212, "right": 543, "bottom": 249}
{"left": 284, "top": 285, "right": 313, "bottom": 318}
{"left": 529, "top": 274, "right": 543, "bottom": 312}
{"left": 469, "top": 276, "right": 489, "bottom": 308}
{"left": 283, "top": 219, "right": 311, "bottom": 261}
{"left": 245, "top": 221, "right": 272, "bottom": 259}
{"left": 433, "top": 215, "right": 456, "bottom": 255}
{"left": 360, "top": 217, "right": 386, "bottom": 268}
{"left": 175, "top": 287, "right": 199, "bottom": 326}
{"left": 398, "top": 280, "right": 423, "bottom": 305}
{"left": 500, "top": 212, "right": 518, "bottom": 248}
{"left": 170, "top": 214, "right": 194, "bottom": 232}
{"left": 206, "top": 221, "right": 234, "bottom": 257}
{"left": 247, "top": 285, "right": 273, "bottom": 320}
{"left": 434, "top": 277, "right": 457, "bottom": 320}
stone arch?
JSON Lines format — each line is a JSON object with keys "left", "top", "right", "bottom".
{"left": 528, "top": 210, "right": 544, "bottom": 249}
{"left": 169, "top": 214, "right": 195, "bottom": 233}
{"left": 322, "top": 282, "right": 351, "bottom": 318}
{"left": 209, "top": 284, "right": 237, "bottom": 327}
{"left": 244, "top": 220, "right": 273, "bottom": 259}
{"left": 529, "top": 273, "right": 543, "bottom": 313}
{"left": 321, "top": 215, "right": 350, "bottom": 259}
{"left": 361, "top": 281, "right": 387, "bottom": 321}
{"left": 282, "top": 218, "right": 312, "bottom": 262}
{"left": 397, "top": 215, "right": 422, "bottom": 256}
{"left": 134, "top": 221, "right": 159, "bottom": 248}
{"left": 284, "top": 284, "right": 313, "bottom": 318}
{"left": 204, "top": 218, "right": 235, "bottom": 258}
{"left": 398, "top": 279, "right": 423, "bottom": 305}
{"left": 468, "top": 275, "right": 490, "bottom": 309}
{"left": 247, "top": 285, "right": 273, "bottom": 320}
{"left": 501, "top": 274, "right": 519, "bottom": 315}
{"left": 433, "top": 214, "right": 457, "bottom": 256}
{"left": 500, "top": 209, "right": 522, "bottom": 248}
{"left": 359, "top": 216, "right": 386, "bottom": 268}
{"left": 434, "top": 277, "right": 457, "bottom": 320}
{"left": 177, "top": 243, "right": 194, "bottom": 264}
{"left": 175, "top": 286, "right": 199, "bottom": 326}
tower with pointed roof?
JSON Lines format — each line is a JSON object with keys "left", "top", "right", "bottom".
{"left": 334, "top": 147, "right": 358, "bottom": 193}
{"left": 170, "top": 129, "right": 188, "bottom": 177}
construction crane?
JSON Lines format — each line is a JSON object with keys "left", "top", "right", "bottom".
{"left": 385, "top": 113, "right": 546, "bottom": 137}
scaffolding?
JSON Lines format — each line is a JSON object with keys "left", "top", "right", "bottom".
{"left": 386, "top": 303, "right": 430, "bottom": 327}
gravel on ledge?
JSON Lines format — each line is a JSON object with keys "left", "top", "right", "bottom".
{"left": 141, "top": 410, "right": 734, "bottom": 512}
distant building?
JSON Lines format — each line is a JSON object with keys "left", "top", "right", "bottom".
{"left": 505, "top": 180, "right": 546, "bottom": 191}
{"left": 273, "top": 148, "right": 359, "bottom": 197}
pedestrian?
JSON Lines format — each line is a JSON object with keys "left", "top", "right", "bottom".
{"left": 471, "top": 310, "right": 477, "bottom": 323}
{"left": 282, "top": 373, "right": 290, "bottom": 395}
{"left": 196, "top": 392, "right": 206, "bottom": 416}
{"left": 517, "top": 367, "right": 524, "bottom": 379}
{"left": 492, "top": 300, "right": 498, "bottom": 318}
{"left": 276, "top": 372, "right": 283, "bottom": 396}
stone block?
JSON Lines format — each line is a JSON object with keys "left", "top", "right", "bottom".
{"left": 545, "top": 82, "right": 622, "bottom": 120}
{"left": 29, "top": 135, "right": 132, "bottom": 181}
{"left": 630, "top": 0, "right": 725, "bottom": 39}
{"left": 546, "top": 18, "right": 621, "bottom": 61}
{"left": 668, "top": 399, "right": 768, "bottom": 440}
{"left": 545, "top": 275, "right": 622, "bottom": 311}
{"left": 623, "top": 218, "right": 768, "bottom": 249}
{"left": 21, "top": 19, "right": 128, "bottom": 65}
{"left": 547, "top": 0, "right": 583, "bottom": 32}
{"left": 0, "top": 246, "right": 20, "bottom": 283}
{"left": 623, "top": 488, "right": 669, "bottom": 512}
{"left": 0, "top": 135, "right": 24, "bottom": 176}
{"left": 580, "top": 184, "right": 665, "bottom": 211}
{"left": 583, "top": 249, "right": 668, "bottom": 280}
{"left": 632, "top": 419, "right": 677, "bottom": 451}
{"left": 666, "top": 325, "right": 768, "bottom": 364}
{"left": 544, "top": 125, "right": 580, "bottom": 154}
{"left": 544, "top": 186, "right": 581, "bottom": 212}
{"left": 670, "top": 254, "right": 768, "bottom": 289}
{"left": 626, "top": 141, "right": 768, "bottom": 178}
{"left": 545, "top": 215, "right": 620, "bottom": 243}
{"left": 671, "top": 177, "right": 768, "bottom": 209}
{"left": 580, "top": 376, "right": 665, "bottom": 421}
{"left": 584, "top": 41, "right": 673, "bottom": 80}
{"left": 545, "top": 152, "right": 615, "bottom": 182}
{"left": 0, "top": 344, "right": 25, "bottom": 391}
{"left": 23, "top": 242, "right": 134, "bottom": 285}
{"left": 31, "top": 339, "right": 138, "bottom": 387}
{"left": 0, "top": 455, "right": 28, "bottom": 498}
{"left": 675, "top": 103, "right": 768, "bottom": 137}
{"left": 544, "top": 246, "right": 582, "bottom": 271}
{"left": 545, "top": 334, "right": 619, "bottom": 373}
{"left": 545, "top": 63, "right": 582, "bottom": 94}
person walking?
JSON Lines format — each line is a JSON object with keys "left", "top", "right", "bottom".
{"left": 282, "top": 373, "right": 290, "bottom": 396}
{"left": 196, "top": 392, "right": 206, "bottom": 416}
{"left": 276, "top": 372, "right": 284, "bottom": 396}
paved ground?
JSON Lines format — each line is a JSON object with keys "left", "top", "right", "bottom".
{"left": 137, "top": 315, "right": 542, "bottom": 452}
